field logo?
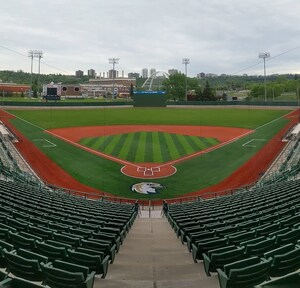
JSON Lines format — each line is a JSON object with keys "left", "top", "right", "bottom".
{"left": 131, "top": 182, "right": 164, "bottom": 195}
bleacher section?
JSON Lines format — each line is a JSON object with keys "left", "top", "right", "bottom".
{"left": 259, "top": 137, "right": 300, "bottom": 186}
{"left": 165, "top": 179, "right": 300, "bottom": 288}
{"left": 0, "top": 180, "right": 137, "bottom": 287}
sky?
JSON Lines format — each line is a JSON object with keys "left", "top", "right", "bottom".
{"left": 1, "top": 0, "right": 300, "bottom": 77}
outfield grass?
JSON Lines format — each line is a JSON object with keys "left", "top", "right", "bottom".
{"left": 8, "top": 107, "right": 287, "bottom": 129}
{"left": 7, "top": 107, "right": 290, "bottom": 199}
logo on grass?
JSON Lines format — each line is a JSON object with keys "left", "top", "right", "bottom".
{"left": 131, "top": 182, "right": 164, "bottom": 195}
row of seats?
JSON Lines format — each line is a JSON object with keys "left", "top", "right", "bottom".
{"left": 165, "top": 179, "right": 300, "bottom": 287}
{"left": 0, "top": 179, "right": 138, "bottom": 287}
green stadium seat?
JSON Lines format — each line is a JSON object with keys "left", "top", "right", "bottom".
{"left": 244, "top": 237, "right": 276, "bottom": 257}
{"left": 81, "top": 239, "right": 116, "bottom": 264}
{"left": 9, "top": 232, "right": 37, "bottom": 251}
{"left": 186, "top": 230, "right": 215, "bottom": 252}
{"left": 41, "top": 260, "right": 96, "bottom": 288}
{"left": 6, "top": 218, "right": 29, "bottom": 232}
{"left": 92, "top": 232, "right": 121, "bottom": 252}
{"left": 266, "top": 245, "right": 300, "bottom": 277}
{"left": 4, "top": 249, "right": 44, "bottom": 281}
{"left": 191, "top": 237, "right": 228, "bottom": 263}
{"left": 256, "top": 271, "right": 300, "bottom": 288}
{"left": 28, "top": 225, "right": 54, "bottom": 240}
{"left": 0, "top": 277, "right": 45, "bottom": 288}
{"left": 202, "top": 245, "right": 246, "bottom": 276}
{"left": 217, "top": 257, "right": 271, "bottom": 288}
{"left": 35, "top": 241, "right": 68, "bottom": 262}
{"left": 226, "top": 230, "right": 256, "bottom": 245}
{"left": 66, "top": 249, "right": 110, "bottom": 278}
{"left": 0, "top": 228, "right": 10, "bottom": 241}
{"left": 53, "top": 232, "right": 81, "bottom": 247}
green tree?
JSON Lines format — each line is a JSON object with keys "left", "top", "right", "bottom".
{"left": 162, "top": 73, "right": 186, "bottom": 100}
{"left": 130, "top": 83, "right": 134, "bottom": 98}
{"left": 200, "top": 81, "right": 216, "bottom": 101}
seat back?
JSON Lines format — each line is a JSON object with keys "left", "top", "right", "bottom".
{"left": 9, "top": 232, "right": 36, "bottom": 250}
{"left": 264, "top": 243, "right": 294, "bottom": 260}
{"left": 228, "top": 259, "right": 271, "bottom": 287}
{"left": 36, "top": 241, "right": 67, "bottom": 261}
{"left": 41, "top": 263, "right": 85, "bottom": 288}
{"left": 245, "top": 238, "right": 276, "bottom": 257}
{"left": 4, "top": 250, "right": 43, "bottom": 281}
{"left": 271, "top": 248, "right": 300, "bottom": 277}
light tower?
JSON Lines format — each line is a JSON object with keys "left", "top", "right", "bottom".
{"left": 259, "top": 52, "right": 270, "bottom": 102}
{"left": 108, "top": 58, "right": 119, "bottom": 99}
{"left": 28, "top": 50, "right": 43, "bottom": 97}
{"left": 182, "top": 58, "right": 190, "bottom": 101}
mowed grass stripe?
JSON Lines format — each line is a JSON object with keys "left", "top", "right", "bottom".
{"left": 110, "top": 134, "right": 129, "bottom": 157}
{"left": 103, "top": 134, "right": 122, "bottom": 154}
{"left": 80, "top": 137, "right": 93, "bottom": 146}
{"left": 118, "top": 133, "right": 135, "bottom": 160}
{"left": 158, "top": 132, "right": 171, "bottom": 162}
{"left": 91, "top": 136, "right": 108, "bottom": 150}
{"left": 190, "top": 136, "right": 209, "bottom": 150}
{"left": 127, "top": 132, "right": 141, "bottom": 162}
{"left": 164, "top": 133, "right": 180, "bottom": 160}
{"left": 200, "top": 137, "right": 215, "bottom": 148}
{"left": 83, "top": 137, "right": 99, "bottom": 148}
{"left": 152, "top": 132, "right": 163, "bottom": 163}
{"left": 176, "top": 134, "right": 195, "bottom": 154}
{"left": 171, "top": 134, "right": 187, "bottom": 156}
{"left": 98, "top": 136, "right": 114, "bottom": 151}
{"left": 206, "top": 137, "right": 219, "bottom": 145}
{"left": 144, "top": 132, "right": 153, "bottom": 162}
{"left": 135, "top": 132, "right": 147, "bottom": 163}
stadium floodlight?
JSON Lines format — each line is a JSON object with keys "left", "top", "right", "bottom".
{"left": 28, "top": 50, "right": 43, "bottom": 97}
{"left": 108, "top": 58, "right": 119, "bottom": 99}
{"left": 259, "top": 52, "right": 270, "bottom": 102}
{"left": 182, "top": 58, "right": 190, "bottom": 101}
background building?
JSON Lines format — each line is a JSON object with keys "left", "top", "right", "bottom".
{"left": 87, "top": 69, "right": 96, "bottom": 77}
{"left": 168, "top": 69, "right": 178, "bottom": 75}
{"left": 128, "top": 72, "right": 140, "bottom": 78}
{"left": 75, "top": 70, "right": 84, "bottom": 78}
{"left": 142, "top": 68, "right": 148, "bottom": 78}
{"left": 150, "top": 68, "right": 156, "bottom": 76}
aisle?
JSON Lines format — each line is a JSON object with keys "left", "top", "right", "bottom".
{"left": 93, "top": 217, "right": 219, "bottom": 288}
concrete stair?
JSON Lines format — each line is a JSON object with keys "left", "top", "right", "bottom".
{"left": 93, "top": 216, "right": 219, "bottom": 288}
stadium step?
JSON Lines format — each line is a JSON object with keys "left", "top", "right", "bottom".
{"left": 93, "top": 217, "right": 219, "bottom": 288}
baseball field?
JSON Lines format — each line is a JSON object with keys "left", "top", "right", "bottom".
{"left": 1, "top": 107, "right": 296, "bottom": 200}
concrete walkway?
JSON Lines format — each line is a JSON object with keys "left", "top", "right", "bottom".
{"left": 93, "top": 216, "right": 219, "bottom": 288}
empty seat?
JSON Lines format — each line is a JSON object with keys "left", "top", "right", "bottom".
{"left": 4, "top": 249, "right": 44, "bottom": 281}
{"left": 203, "top": 245, "right": 246, "bottom": 276}
{"left": 217, "top": 257, "right": 271, "bottom": 288}
{"left": 66, "top": 249, "right": 110, "bottom": 278}
{"left": 41, "top": 260, "right": 96, "bottom": 288}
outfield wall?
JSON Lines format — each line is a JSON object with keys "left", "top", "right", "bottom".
{"left": 1, "top": 100, "right": 299, "bottom": 107}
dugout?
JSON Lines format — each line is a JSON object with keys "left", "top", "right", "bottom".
{"left": 133, "top": 91, "right": 166, "bottom": 107}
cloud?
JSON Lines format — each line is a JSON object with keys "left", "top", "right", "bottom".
{"left": 1, "top": 0, "right": 300, "bottom": 76}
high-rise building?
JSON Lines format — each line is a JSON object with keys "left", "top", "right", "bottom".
{"left": 150, "top": 68, "right": 156, "bottom": 76}
{"left": 75, "top": 70, "right": 84, "bottom": 78}
{"left": 128, "top": 72, "right": 140, "bottom": 78}
{"left": 87, "top": 69, "right": 96, "bottom": 77}
{"left": 109, "top": 69, "right": 117, "bottom": 78}
{"left": 168, "top": 69, "right": 178, "bottom": 75}
{"left": 142, "top": 68, "right": 148, "bottom": 78}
